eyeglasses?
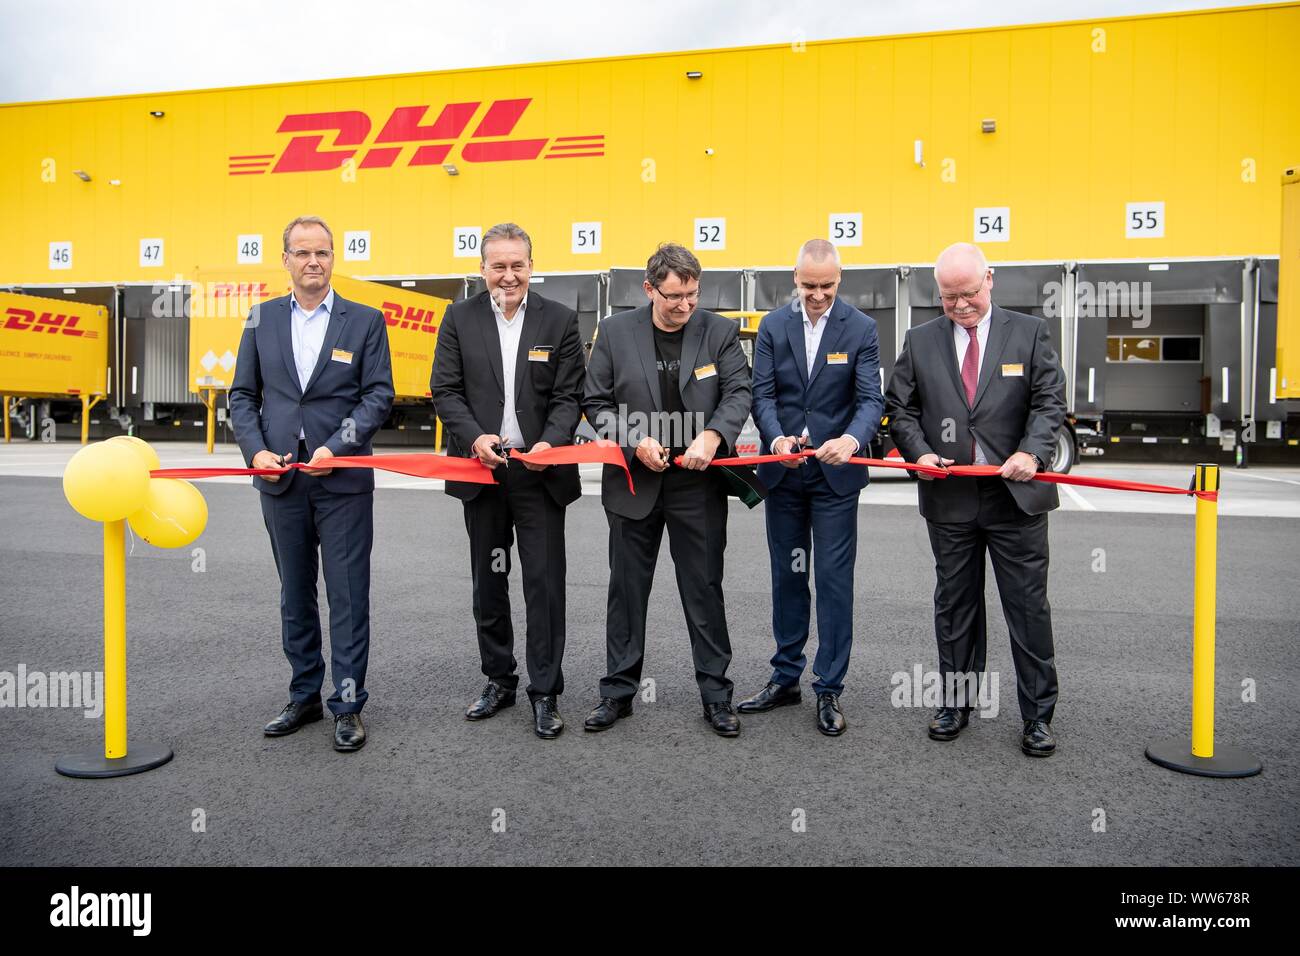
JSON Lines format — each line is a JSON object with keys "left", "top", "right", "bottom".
{"left": 287, "top": 249, "right": 334, "bottom": 262}
{"left": 653, "top": 286, "right": 701, "bottom": 306}
{"left": 939, "top": 288, "right": 983, "bottom": 304}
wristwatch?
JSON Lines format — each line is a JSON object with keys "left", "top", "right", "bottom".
{"left": 1027, "top": 453, "right": 1042, "bottom": 471}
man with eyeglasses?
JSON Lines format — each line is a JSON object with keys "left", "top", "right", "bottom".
{"left": 582, "top": 242, "right": 752, "bottom": 737}
{"left": 884, "top": 242, "right": 1066, "bottom": 757}
{"left": 230, "top": 215, "right": 395, "bottom": 753}
{"left": 430, "top": 222, "right": 585, "bottom": 739}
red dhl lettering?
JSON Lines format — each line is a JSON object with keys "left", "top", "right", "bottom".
{"left": 3, "top": 308, "right": 88, "bottom": 336}
{"left": 230, "top": 99, "right": 603, "bottom": 175}
{"left": 212, "top": 283, "right": 271, "bottom": 300}
{"left": 381, "top": 302, "right": 438, "bottom": 335}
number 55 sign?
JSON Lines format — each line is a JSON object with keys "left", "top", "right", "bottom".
{"left": 1126, "top": 202, "right": 1165, "bottom": 239}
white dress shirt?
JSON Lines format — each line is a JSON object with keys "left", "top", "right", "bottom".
{"left": 290, "top": 287, "right": 334, "bottom": 439}
{"left": 772, "top": 299, "right": 859, "bottom": 454}
{"left": 489, "top": 292, "right": 528, "bottom": 450}
{"left": 953, "top": 306, "right": 992, "bottom": 465}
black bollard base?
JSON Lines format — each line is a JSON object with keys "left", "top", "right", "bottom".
{"left": 56, "top": 742, "right": 173, "bottom": 779}
{"left": 1145, "top": 739, "right": 1262, "bottom": 778}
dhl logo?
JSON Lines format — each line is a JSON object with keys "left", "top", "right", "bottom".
{"left": 382, "top": 302, "right": 438, "bottom": 335}
{"left": 210, "top": 282, "right": 272, "bottom": 300}
{"left": 3, "top": 309, "right": 97, "bottom": 338}
{"left": 228, "top": 99, "right": 604, "bottom": 175}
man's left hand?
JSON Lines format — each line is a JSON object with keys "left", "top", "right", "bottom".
{"left": 814, "top": 436, "right": 858, "bottom": 467}
{"left": 301, "top": 446, "right": 335, "bottom": 476}
{"left": 999, "top": 451, "right": 1039, "bottom": 482}
{"left": 680, "top": 430, "right": 722, "bottom": 471}
{"left": 522, "top": 441, "right": 553, "bottom": 472}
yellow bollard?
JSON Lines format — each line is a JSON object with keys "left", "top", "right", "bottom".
{"left": 203, "top": 388, "right": 216, "bottom": 454}
{"left": 435, "top": 415, "right": 444, "bottom": 452}
{"left": 1146, "top": 464, "right": 1261, "bottom": 778}
{"left": 57, "top": 441, "right": 175, "bottom": 778}
{"left": 2, "top": 395, "right": 9, "bottom": 443}
{"left": 103, "top": 519, "right": 128, "bottom": 758}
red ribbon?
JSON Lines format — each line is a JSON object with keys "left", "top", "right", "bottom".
{"left": 508, "top": 440, "right": 635, "bottom": 494}
{"left": 151, "top": 444, "right": 1216, "bottom": 502}
{"left": 696, "top": 449, "right": 1218, "bottom": 501}
{"left": 151, "top": 440, "right": 637, "bottom": 493}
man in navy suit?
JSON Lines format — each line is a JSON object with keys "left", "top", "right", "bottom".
{"left": 739, "top": 239, "right": 883, "bottom": 736}
{"left": 229, "top": 216, "right": 395, "bottom": 753}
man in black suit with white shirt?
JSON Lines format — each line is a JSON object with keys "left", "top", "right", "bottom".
{"left": 429, "top": 223, "right": 585, "bottom": 739}
{"left": 885, "top": 242, "right": 1067, "bottom": 757}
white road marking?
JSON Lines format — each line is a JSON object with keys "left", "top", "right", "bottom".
{"left": 1059, "top": 482, "right": 1096, "bottom": 511}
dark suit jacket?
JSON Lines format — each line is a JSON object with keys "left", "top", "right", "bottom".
{"left": 884, "top": 304, "right": 1067, "bottom": 521}
{"left": 429, "top": 291, "right": 584, "bottom": 505}
{"left": 583, "top": 304, "right": 752, "bottom": 520}
{"left": 751, "top": 297, "right": 884, "bottom": 497}
{"left": 229, "top": 292, "right": 395, "bottom": 496}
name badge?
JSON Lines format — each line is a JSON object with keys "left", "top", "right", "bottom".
{"left": 826, "top": 352, "right": 849, "bottom": 365}
{"left": 694, "top": 363, "right": 717, "bottom": 380}
{"left": 1001, "top": 363, "right": 1024, "bottom": 377}
{"left": 331, "top": 349, "right": 353, "bottom": 364}
{"left": 528, "top": 348, "right": 551, "bottom": 362}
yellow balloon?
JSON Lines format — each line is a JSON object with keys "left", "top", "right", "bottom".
{"left": 128, "top": 478, "right": 208, "bottom": 548}
{"left": 63, "top": 441, "right": 150, "bottom": 522}
{"left": 106, "top": 434, "right": 161, "bottom": 472}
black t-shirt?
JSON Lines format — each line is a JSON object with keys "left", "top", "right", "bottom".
{"left": 653, "top": 324, "right": 690, "bottom": 457}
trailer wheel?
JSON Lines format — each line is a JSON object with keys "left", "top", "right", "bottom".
{"left": 1048, "top": 427, "right": 1076, "bottom": 474}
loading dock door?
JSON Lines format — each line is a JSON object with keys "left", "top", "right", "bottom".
{"left": 1075, "top": 260, "right": 1244, "bottom": 421}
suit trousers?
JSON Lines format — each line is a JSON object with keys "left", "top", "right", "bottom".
{"left": 260, "top": 440, "right": 373, "bottom": 716}
{"left": 764, "top": 462, "right": 860, "bottom": 695}
{"left": 462, "top": 461, "right": 567, "bottom": 698}
{"left": 925, "top": 477, "right": 1058, "bottom": 722}
{"left": 602, "top": 467, "right": 734, "bottom": 704}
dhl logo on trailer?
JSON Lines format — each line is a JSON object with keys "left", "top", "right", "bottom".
{"left": 229, "top": 99, "right": 605, "bottom": 176}
{"left": 0, "top": 290, "right": 107, "bottom": 397}
{"left": 187, "top": 271, "right": 450, "bottom": 401}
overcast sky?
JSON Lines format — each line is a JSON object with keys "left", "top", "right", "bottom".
{"left": 0, "top": 0, "right": 1261, "bottom": 103}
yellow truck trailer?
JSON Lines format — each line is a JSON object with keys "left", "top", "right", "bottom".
{"left": 0, "top": 289, "right": 108, "bottom": 442}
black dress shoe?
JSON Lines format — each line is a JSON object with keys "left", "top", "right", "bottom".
{"left": 584, "top": 696, "right": 632, "bottom": 732}
{"left": 263, "top": 699, "right": 323, "bottom": 736}
{"left": 927, "top": 706, "right": 970, "bottom": 741}
{"left": 333, "top": 713, "right": 366, "bottom": 752}
{"left": 703, "top": 701, "right": 741, "bottom": 737}
{"left": 816, "top": 693, "right": 847, "bottom": 736}
{"left": 1021, "top": 719, "right": 1056, "bottom": 757}
{"left": 532, "top": 695, "right": 563, "bottom": 740}
{"left": 737, "top": 681, "right": 801, "bottom": 713}
{"left": 465, "top": 680, "right": 516, "bottom": 720}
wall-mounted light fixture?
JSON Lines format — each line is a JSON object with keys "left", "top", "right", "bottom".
{"left": 686, "top": 71, "right": 703, "bottom": 79}
{"left": 73, "top": 170, "right": 92, "bottom": 182}
{"left": 442, "top": 164, "right": 459, "bottom": 176}
{"left": 981, "top": 119, "right": 997, "bottom": 133}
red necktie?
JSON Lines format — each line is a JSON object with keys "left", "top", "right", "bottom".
{"left": 961, "top": 330, "right": 979, "bottom": 406}
{"left": 962, "top": 331, "right": 979, "bottom": 461}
